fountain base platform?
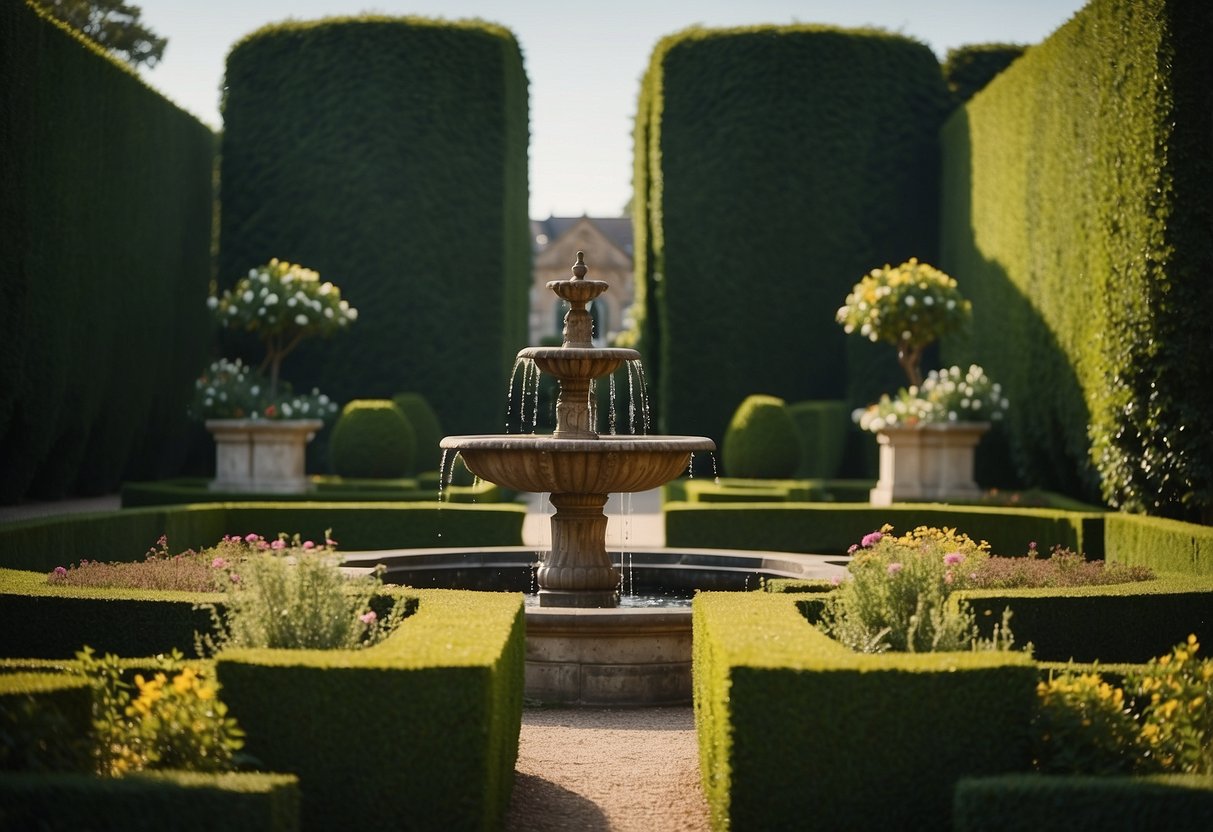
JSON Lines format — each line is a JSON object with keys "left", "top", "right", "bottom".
{"left": 344, "top": 545, "right": 848, "bottom": 706}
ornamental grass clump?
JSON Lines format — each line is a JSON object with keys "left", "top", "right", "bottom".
{"left": 1034, "top": 635, "right": 1213, "bottom": 775}
{"left": 199, "top": 532, "right": 406, "bottom": 653}
{"left": 819, "top": 524, "right": 1015, "bottom": 653}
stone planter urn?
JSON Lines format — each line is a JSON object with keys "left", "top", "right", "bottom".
{"left": 205, "top": 419, "right": 323, "bottom": 494}
{"left": 869, "top": 422, "right": 990, "bottom": 506}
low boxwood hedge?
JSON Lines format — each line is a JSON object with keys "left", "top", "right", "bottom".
{"left": 0, "top": 585, "right": 523, "bottom": 831}
{"left": 964, "top": 575, "right": 1213, "bottom": 663}
{"left": 1105, "top": 512, "right": 1213, "bottom": 576}
{"left": 694, "top": 591, "right": 1037, "bottom": 831}
{"left": 953, "top": 773, "right": 1213, "bottom": 832}
{"left": 0, "top": 502, "right": 527, "bottom": 573}
{"left": 0, "top": 770, "right": 301, "bottom": 831}
{"left": 120, "top": 477, "right": 507, "bottom": 508}
{"left": 217, "top": 588, "right": 524, "bottom": 832}
{"left": 0, "top": 568, "right": 222, "bottom": 659}
{"left": 667, "top": 502, "right": 1103, "bottom": 557}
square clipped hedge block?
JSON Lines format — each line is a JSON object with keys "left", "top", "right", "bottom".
{"left": 693, "top": 592, "right": 1037, "bottom": 831}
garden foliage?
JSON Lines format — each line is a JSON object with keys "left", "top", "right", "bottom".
{"left": 939, "top": 0, "right": 1213, "bottom": 519}
{"left": 941, "top": 42, "right": 1027, "bottom": 106}
{"left": 0, "top": 1, "right": 214, "bottom": 503}
{"left": 631, "top": 25, "right": 950, "bottom": 444}
{"left": 218, "top": 16, "right": 530, "bottom": 436}
{"left": 391, "top": 392, "right": 444, "bottom": 474}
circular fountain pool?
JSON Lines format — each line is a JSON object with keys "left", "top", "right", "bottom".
{"left": 343, "top": 546, "right": 848, "bottom": 705}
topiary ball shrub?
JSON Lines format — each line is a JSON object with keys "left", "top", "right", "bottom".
{"left": 722, "top": 395, "right": 803, "bottom": 479}
{"left": 391, "top": 392, "right": 443, "bottom": 475}
{"left": 788, "top": 400, "right": 849, "bottom": 479}
{"left": 329, "top": 400, "right": 416, "bottom": 479}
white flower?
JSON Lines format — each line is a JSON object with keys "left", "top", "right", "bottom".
{"left": 265, "top": 293, "right": 279, "bottom": 305}
{"left": 295, "top": 314, "right": 308, "bottom": 325}
{"left": 324, "top": 307, "right": 334, "bottom": 319}
{"left": 347, "top": 308, "right": 358, "bottom": 321}
{"left": 206, "top": 296, "right": 218, "bottom": 309}
{"left": 242, "top": 290, "right": 255, "bottom": 303}
{"left": 905, "top": 295, "right": 916, "bottom": 306}
{"left": 320, "top": 283, "right": 333, "bottom": 295}
{"left": 923, "top": 295, "right": 934, "bottom": 306}
{"left": 287, "top": 297, "right": 297, "bottom": 307}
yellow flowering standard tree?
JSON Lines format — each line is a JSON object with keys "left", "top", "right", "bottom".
{"left": 836, "top": 258, "right": 970, "bottom": 387}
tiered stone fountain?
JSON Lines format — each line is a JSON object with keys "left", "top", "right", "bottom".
{"left": 441, "top": 251, "right": 714, "bottom": 609}
{"left": 439, "top": 252, "right": 714, "bottom": 703}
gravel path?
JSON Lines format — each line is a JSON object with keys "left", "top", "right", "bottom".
{"left": 505, "top": 707, "right": 711, "bottom": 831}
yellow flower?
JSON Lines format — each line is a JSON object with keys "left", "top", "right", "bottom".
{"left": 172, "top": 666, "right": 199, "bottom": 694}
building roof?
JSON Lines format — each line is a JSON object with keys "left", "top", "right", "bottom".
{"left": 531, "top": 215, "right": 634, "bottom": 257}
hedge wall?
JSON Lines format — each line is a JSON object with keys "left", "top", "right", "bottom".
{"left": 941, "top": 43, "right": 1027, "bottom": 107}
{"left": 0, "top": 2, "right": 215, "bottom": 503}
{"left": 632, "top": 25, "right": 950, "bottom": 446}
{"left": 218, "top": 16, "right": 530, "bottom": 436}
{"left": 1104, "top": 512, "right": 1213, "bottom": 576}
{"left": 939, "top": 0, "right": 1213, "bottom": 519}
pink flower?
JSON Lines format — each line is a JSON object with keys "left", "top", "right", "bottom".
{"left": 230, "top": 573, "right": 241, "bottom": 583}
{"left": 270, "top": 539, "right": 286, "bottom": 550}
{"left": 846, "top": 544, "right": 859, "bottom": 555}
{"left": 861, "top": 531, "right": 884, "bottom": 548}
{"left": 211, "top": 557, "right": 228, "bottom": 569}
{"left": 944, "top": 571, "right": 954, "bottom": 585}
{"left": 886, "top": 562, "right": 903, "bottom": 576}
{"left": 325, "top": 537, "right": 338, "bottom": 547}
{"left": 830, "top": 575, "right": 843, "bottom": 586}
{"left": 258, "top": 540, "right": 270, "bottom": 550}
{"left": 244, "top": 533, "right": 260, "bottom": 543}
{"left": 360, "top": 610, "right": 377, "bottom": 625}
{"left": 302, "top": 541, "right": 315, "bottom": 550}
{"left": 52, "top": 566, "right": 67, "bottom": 577}
{"left": 943, "top": 552, "right": 964, "bottom": 566}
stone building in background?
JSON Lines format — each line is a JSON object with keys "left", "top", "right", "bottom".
{"left": 530, "top": 216, "right": 633, "bottom": 345}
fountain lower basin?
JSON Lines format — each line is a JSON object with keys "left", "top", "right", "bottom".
{"left": 345, "top": 546, "right": 847, "bottom": 705}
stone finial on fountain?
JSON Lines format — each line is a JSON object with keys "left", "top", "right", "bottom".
{"left": 571, "top": 250, "right": 587, "bottom": 280}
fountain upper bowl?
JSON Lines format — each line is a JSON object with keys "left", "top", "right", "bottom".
{"left": 440, "top": 434, "right": 714, "bottom": 494}
{"left": 518, "top": 346, "right": 640, "bottom": 381}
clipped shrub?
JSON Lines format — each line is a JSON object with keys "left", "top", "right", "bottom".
{"left": 328, "top": 400, "right": 415, "bottom": 479}
{"left": 391, "top": 392, "right": 443, "bottom": 474}
{"left": 721, "top": 395, "right": 802, "bottom": 479}
{"left": 787, "top": 400, "right": 848, "bottom": 478}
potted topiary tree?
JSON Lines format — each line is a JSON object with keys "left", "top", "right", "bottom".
{"left": 194, "top": 259, "right": 357, "bottom": 493}
{"left": 836, "top": 259, "right": 1008, "bottom": 505}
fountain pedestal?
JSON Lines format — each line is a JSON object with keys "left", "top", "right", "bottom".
{"left": 539, "top": 492, "right": 615, "bottom": 607}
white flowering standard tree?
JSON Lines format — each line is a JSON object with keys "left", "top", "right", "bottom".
{"left": 196, "top": 259, "right": 357, "bottom": 493}
{"left": 208, "top": 259, "right": 358, "bottom": 400}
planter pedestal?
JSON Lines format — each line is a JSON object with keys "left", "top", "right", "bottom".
{"left": 205, "top": 419, "right": 323, "bottom": 494}
{"left": 869, "top": 422, "right": 989, "bottom": 506}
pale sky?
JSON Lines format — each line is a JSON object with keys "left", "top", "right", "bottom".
{"left": 132, "top": 0, "right": 1088, "bottom": 218}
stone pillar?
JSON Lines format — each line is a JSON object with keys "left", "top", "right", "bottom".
{"left": 537, "top": 492, "right": 619, "bottom": 607}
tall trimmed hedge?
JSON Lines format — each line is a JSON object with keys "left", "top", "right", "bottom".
{"left": 632, "top": 26, "right": 950, "bottom": 444}
{"left": 941, "top": 43, "right": 1027, "bottom": 107}
{"left": 0, "top": 1, "right": 215, "bottom": 503}
{"left": 940, "top": 0, "right": 1213, "bottom": 519}
{"left": 219, "top": 16, "right": 530, "bottom": 436}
